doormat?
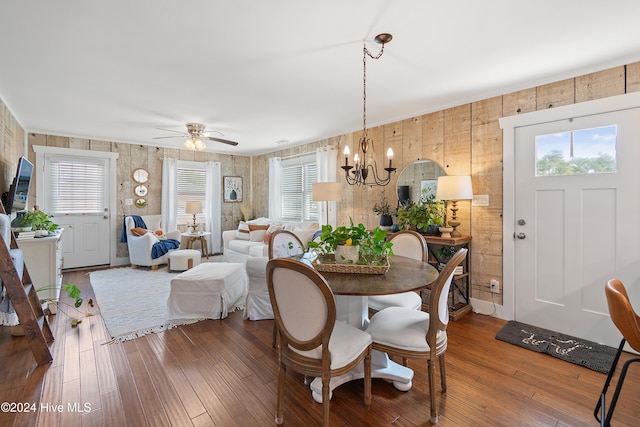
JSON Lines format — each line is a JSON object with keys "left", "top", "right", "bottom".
{"left": 495, "top": 320, "right": 616, "bottom": 374}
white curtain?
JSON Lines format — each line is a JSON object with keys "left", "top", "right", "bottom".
{"left": 268, "top": 157, "right": 282, "bottom": 219}
{"left": 205, "top": 162, "right": 222, "bottom": 253}
{"left": 316, "top": 147, "right": 339, "bottom": 226}
{"left": 161, "top": 157, "right": 178, "bottom": 232}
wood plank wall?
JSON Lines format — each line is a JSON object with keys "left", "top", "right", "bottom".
{"left": 252, "top": 61, "right": 640, "bottom": 304}
{"left": 2, "top": 61, "right": 640, "bottom": 304}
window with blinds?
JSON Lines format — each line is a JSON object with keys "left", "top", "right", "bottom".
{"left": 281, "top": 155, "right": 318, "bottom": 221}
{"left": 177, "top": 166, "right": 206, "bottom": 224}
{"left": 46, "top": 157, "right": 106, "bottom": 214}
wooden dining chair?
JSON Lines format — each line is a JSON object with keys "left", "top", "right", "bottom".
{"left": 368, "top": 230, "right": 426, "bottom": 313}
{"left": 366, "top": 248, "right": 467, "bottom": 424}
{"left": 268, "top": 229, "right": 305, "bottom": 260}
{"left": 267, "top": 258, "right": 372, "bottom": 427}
{"left": 268, "top": 229, "right": 306, "bottom": 347}
{"left": 594, "top": 279, "right": 640, "bottom": 427}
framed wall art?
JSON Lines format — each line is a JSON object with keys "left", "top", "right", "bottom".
{"left": 223, "top": 176, "right": 243, "bottom": 202}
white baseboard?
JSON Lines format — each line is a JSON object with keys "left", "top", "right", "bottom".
{"left": 470, "top": 297, "right": 511, "bottom": 320}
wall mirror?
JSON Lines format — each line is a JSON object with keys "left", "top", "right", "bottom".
{"left": 134, "top": 184, "right": 148, "bottom": 197}
{"left": 132, "top": 168, "right": 149, "bottom": 183}
{"left": 396, "top": 159, "right": 446, "bottom": 206}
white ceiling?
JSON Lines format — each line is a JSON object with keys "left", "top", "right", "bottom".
{"left": 1, "top": 1, "right": 640, "bottom": 156}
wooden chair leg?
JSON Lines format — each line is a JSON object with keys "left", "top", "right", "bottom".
{"left": 275, "top": 364, "right": 285, "bottom": 424}
{"left": 439, "top": 353, "right": 447, "bottom": 393}
{"left": 428, "top": 359, "right": 439, "bottom": 424}
{"left": 364, "top": 352, "right": 372, "bottom": 409}
{"left": 322, "top": 378, "right": 331, "bottom": 427}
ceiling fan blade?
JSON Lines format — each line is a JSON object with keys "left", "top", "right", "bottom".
{"left": 152, "top": 135, "right": 185, "bottom": 140}
{"left": 204, "top": 136, "right": 239, "bottom": 146}
{"left": 156, "top": 127, "right": 187, "bottom": 135}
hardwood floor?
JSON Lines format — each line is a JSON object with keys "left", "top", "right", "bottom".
{"left": 1, "top": 267, "right": 639, "bottom": 426}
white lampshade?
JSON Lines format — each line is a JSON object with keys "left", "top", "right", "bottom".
{"left": 312, "top": 182, "right": 342, "bottom": 202}
{"left": 436, "top": 175, "right": 473, "bottom": 201}
{"left": 184, "top": 201, "right": 203, "bottom": 214}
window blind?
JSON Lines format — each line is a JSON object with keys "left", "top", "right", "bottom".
{"left": 177, "top": 166, "right": 207, "bottom": 224}
{"left": 281, "top": 156, "right": 318, "bottom": 221}
{"left": 46, "top": 157, "right": 106, "bottom": 214}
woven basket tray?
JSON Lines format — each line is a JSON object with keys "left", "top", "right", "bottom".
{"left": 312, "top": 254, "right": 389, "bottom": 275}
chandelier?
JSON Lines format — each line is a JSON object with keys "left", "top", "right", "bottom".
{"left": 341, "top": 33, "right": 396, "bottom": 187}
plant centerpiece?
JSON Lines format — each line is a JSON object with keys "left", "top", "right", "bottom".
{"left": 396, "top": 192, "right": 445, "bottom": 235}
{"left": 372, "top": 190, "right": 393, "bottom": 227}
{"left": 308, "top": 219, "right": 394, "bottom": 266}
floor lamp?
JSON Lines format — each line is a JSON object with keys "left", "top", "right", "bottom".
{"left": 436, "top": 176, "right": 473, "bottom": 238}
{"left": 312, "top": 182, "right": 342, "bottom": 227}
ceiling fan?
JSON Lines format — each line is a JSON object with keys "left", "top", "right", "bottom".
{"left": 153, "top": 122, "right": 239, "bottom": 150}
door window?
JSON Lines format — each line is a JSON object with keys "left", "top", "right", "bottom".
{"left": 535, "top": 125, "right": 617, "bottom": 176}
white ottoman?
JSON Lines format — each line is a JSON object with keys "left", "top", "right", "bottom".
{"left": 167, "top": 262, "right": 248, "bottom": 321}
{"left": 168, "top": 249, "right": 201, "bottom": 272}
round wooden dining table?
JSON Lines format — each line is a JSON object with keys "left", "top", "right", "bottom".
{"left": 308, "top": 255, "right": 440, "bottom": 403}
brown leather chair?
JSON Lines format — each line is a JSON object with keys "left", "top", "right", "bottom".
{"left": 366, "top": 248, "right": 467, "bottom": 424}
{"left": 267, "top": 258, "right": 372, "bottom": 427}
{"left": 594, "top": 279, "right": 640, "bottom": 426}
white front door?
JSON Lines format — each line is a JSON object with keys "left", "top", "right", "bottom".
{"left": 39, "top": 153, "right": 112, "bottom": 269}
{"left": 514, "top": 108, "right": 640, "bottom": 347}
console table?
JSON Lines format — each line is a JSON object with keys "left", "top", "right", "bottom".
{"left": 17, "top": 234, "right": 63, "bottom": 300}
{"left": 424, "top": 234, "right": 472, "bottom": 320}
{"left": 181, "top": 232, "right": 211, "bottom": 259}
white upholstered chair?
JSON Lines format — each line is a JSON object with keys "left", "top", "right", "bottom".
{"left": 368, "top": 230, "right": 426, "bottom": 312}
{"left": 123, "top": 215, "right": 181, "bottom": 270}
{"left": 242, "top": 256, "right": 273, "bottom": 320}
{"left": 267, "top": 257, "right": 372, "bottom": 427}
{"left": 366, "top": 248, "right": 467, "bottom": 424}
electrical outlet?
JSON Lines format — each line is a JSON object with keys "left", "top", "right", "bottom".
{"left": 490, "top": 279, "right": 500, "bottom": 293}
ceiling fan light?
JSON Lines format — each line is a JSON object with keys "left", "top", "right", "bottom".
{"left": 194, "top": 138, "right": 206, "bottom": 150}
{"left": 183, "top": 137, "right": 196, "bottom": 150}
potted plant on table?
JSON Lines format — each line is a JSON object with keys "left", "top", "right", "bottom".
{"left": 372, "top": 190, "right": 393, "bottom": 228}
{"left": 308, "top": 219, "right": 393, "bottom": 266}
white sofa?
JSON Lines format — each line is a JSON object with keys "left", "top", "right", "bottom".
{"left": 124, "top": 215, "right": 181, "bottom": 269}
{"left": 222, "top": 217, "right": 319, "bottom": 263}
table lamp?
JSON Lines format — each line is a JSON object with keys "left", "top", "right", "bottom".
{"left": 312, "top": 182, "right": 342, "bottom": 226}
{"left": 184, "top": 201, "right": 202, "bottom": 233}
{"left": 436, "top": 175, "right": 473, "bottom": 237}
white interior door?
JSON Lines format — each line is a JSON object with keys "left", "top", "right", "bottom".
{"left": 514, "top": 108, "right": 640, "bottom": 347}
{"left": 39, "top": 153, "right": 111, "bottom": 269}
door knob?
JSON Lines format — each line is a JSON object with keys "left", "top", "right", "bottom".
{"left": 516, "top": 232, "right": 526, "bottom": 239}
{"left": 104, "top": 215, "right": 109, "bottom": 219}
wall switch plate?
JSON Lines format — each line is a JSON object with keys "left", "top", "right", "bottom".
{"left": 472, "top": 194, "right": 489, "bottom": 206}
{"left": 125, "top": 198, "right": 133, "bottom": 206}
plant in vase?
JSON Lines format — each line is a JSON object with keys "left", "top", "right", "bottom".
{"left": 308, "top": 219, "right": 394, "bottom": 265}
{"left": 372, "top": 189, "right": 393, "bottom": 227}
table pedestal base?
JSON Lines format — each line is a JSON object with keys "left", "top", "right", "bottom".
{"left": 309, "top": 350, "right": 413, "bottom": 403}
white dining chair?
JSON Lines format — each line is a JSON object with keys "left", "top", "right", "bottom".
{"left": 368, "top": 230, "right": 426, "bottom": 312}
{"left": 267, "top": 257, "right": 372, "bottom": 427}
{"left": 366, "top": 248, "right": 467, "bottom": 424}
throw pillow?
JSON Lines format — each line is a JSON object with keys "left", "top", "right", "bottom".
{"left": 130, "top": 227, "right": 148, "bottom": 236}
{"left": 236, "top": 221, "right": 250, "bottom": 240}
{"left": 263, "top": 224, "right": 284, "bottom": 244}
{"left": 248, "top": 224, "right": 269, "bottom": 243}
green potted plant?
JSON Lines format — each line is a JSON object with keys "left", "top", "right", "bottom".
{"left": 308, "top": 219, "right": 393, "bottom": 265}
{"left": 372, "top": 190, "right": 393, "bottom": 228}
{"left": 396, "top": 193, "right": 445, "bottom": 235}
{"left": 36, "top": 283, "right": 87, "bottom": 327}
{"left": 13, "top": 209, "right": 60, "bottom": 234}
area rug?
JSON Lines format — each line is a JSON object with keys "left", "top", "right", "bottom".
{"left": 89, "top": 267, "right": 202, "bottom": 342}
{"left": 495, "top": 320, "right": 616, "bottom": 373}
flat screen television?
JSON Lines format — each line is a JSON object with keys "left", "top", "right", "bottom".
{"left": 3, "top": 156, "right": 34, "bottom": 214}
